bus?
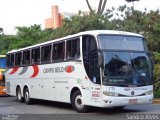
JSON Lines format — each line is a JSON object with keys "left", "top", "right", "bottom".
{"left": 0, "top": 55, "right": 6, "bottom": 95}
{"left": 5, "top": 30, "right": 153, "bottom": 112}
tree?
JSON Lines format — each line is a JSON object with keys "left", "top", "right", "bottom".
{"left": 86, "top": 0, "right": 107, "bottom": 15}
{"left": 86, "top": 0, "right": 141, "bottom": 15}
{"left": 125, "top": 0, "right": 140, "bottom": 8}
{"left": 0, "top": 27, "right": 3, "bottom": 34}
{"left": 125, "top": 0, "right": 139, "bottom": 2}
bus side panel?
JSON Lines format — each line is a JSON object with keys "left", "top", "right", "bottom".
{"left": 5, "top": 61, "right": 94, "bottom": 105}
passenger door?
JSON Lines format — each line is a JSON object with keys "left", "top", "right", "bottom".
{"left": 82, "top": 35, "right": 101, "bottom": 105}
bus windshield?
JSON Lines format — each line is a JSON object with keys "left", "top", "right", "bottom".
{"left": 98, "top": 35, "right": 152, "bottom": 87}
{"left": 98, "top": 35, "right": 146, "bottom": 51}
{"left": 103, "top": 52, "right": 152, "bottom": 87}
{"left": 0, "top": 58, "right": 6, "bottom": 69}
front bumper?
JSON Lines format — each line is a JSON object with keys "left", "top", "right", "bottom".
{"left": 101, "top": 94, "right": 153, "bottom": 107}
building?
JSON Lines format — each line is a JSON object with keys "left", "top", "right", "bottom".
{"left": 45, "top": 6, "right": 63, "bottom": 29}
{"left": 45, "top": 6, "right": 77, "bottom": 29}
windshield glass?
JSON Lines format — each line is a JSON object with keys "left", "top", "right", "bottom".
{"left": 98, "top": 35, "right": 146, "bottom": 51}
{"left": 0, "top": 58, "right": 6, "bottom": 69}
{"left": 103, "top": 52, "right": 152, "bottom": 87}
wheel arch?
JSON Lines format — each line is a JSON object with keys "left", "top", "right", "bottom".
{"left": 70, "top": 87, "right": 82, "bottom": 103}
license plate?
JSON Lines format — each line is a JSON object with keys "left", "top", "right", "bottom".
{"left": 129, "top": 99, "right": 137, "bottom": 104}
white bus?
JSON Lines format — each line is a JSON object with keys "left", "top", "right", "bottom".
{"left": 5, "top": 30, "right": 153, "bottom": 112}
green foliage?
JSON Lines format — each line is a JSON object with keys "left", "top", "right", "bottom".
{"left": 0, "top": 24, "right": 52, "bottom": 54}
{"left": 153, "top": 52, "right": 160, "bottom": 92}
{"left": 154, "top": 91, "right": 160, "bottom": 98}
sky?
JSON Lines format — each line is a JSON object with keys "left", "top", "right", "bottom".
{"left": 0, "top": 0, "right": 159, "bottom": 35}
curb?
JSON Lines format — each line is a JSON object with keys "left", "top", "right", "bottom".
{"left": 153, "top": 99, "right": 160, "bottom": 104}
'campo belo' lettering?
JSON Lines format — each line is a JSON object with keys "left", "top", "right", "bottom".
{"left": 43, "top": 65, "right": 75, "bottom": 74}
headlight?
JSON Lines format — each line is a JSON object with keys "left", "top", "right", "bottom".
{"left": 145, "top": 90, "right": 153, "bottom": 95}
{"left": 3, "top": 88, "right": 6, "bottom": 91}
{"left": 103, "top": 91, "right": 119, "bottom": 96}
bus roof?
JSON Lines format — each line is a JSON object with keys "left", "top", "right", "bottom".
{"left": 7, "top": 30, "right": 143, "bottom": 54}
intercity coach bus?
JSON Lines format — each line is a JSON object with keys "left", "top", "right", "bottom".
{"left": 5, "top": 30, "right": 153, "bottom": 112}
{"left": 0, "top": 55, "right": 6, "bottom": 95}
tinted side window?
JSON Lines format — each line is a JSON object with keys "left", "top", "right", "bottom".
{"left": 15, "top": 52, "right": 22, "bottom": 66}
{"left": 10, "top": 54, "right": 15, "bottom": 67}
{"left": 52, "top": 44, "right": 57, "bottom": 61}
{"left": 82, "top": 35, "right": 100, "bottom": 84}
{"left": 31, "top": 47, "right": 40, "bottom": 64}
{"left": 52, "top": 42, "right": 65, "bottom": 61}
{"left": 41, "top": 44, "right": 51, "bottom": 63}
{"left": 6, "top": 54, "right": 10, "bottom": 67}
{"left": 23, "top": 50, "right": 30, "bottom": 65}
{"left": 66, "top": 38, "right": 80, "bottom": 59}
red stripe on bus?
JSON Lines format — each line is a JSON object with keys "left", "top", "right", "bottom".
{"left": 9, "top": 67, "right": 19, "bottom": 75}
{"left": 31, "top": 65, "right": 39, "bottom": 78}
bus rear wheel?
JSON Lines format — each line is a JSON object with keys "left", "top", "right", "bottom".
{"left": 71, "top": 91, "right": 89, "bottom": 113}
{"left": 16, "top": 87, "right": 24, "bottom": 102}
{"left": 24, "top": 87, "right": 32, "bottom": 105}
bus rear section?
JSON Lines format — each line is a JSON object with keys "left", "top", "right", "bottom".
{"left": 0, "top": 55, "right": 6, "bottom": 95}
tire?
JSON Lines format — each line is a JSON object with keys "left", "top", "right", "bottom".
{"left": 16, "top": 87, "right": 24, "bottom": 102}
{"left": 24, "top": 87, "right": 32, "bottom": 105}
{"left": 71, "top": 91, "right": 89, "bottom": 113}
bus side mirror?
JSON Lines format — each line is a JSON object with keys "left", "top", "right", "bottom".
{"left": 98, "top": 52, "right": 104, "bottom": 68}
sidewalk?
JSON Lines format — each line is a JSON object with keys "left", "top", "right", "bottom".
{"left": 153, "top": 99, "right": 160, "bottom": 104}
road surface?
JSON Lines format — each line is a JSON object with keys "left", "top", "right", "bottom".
{"left": 0, "top": 96, "right": 160, "bottom": 120}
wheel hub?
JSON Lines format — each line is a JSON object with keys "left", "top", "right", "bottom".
{"left": 75, "top": 95, "right": 84, "bottom": 109}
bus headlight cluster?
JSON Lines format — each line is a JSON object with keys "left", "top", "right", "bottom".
{"left": 145, "top": 90, "right": 153, "bottom": 95}
{"left": 103, "top": 91, "right": 119, "bottom": 97}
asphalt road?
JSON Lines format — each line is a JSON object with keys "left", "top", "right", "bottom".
{"left": 0, "top": 96, "right": 160, "bottom": 120}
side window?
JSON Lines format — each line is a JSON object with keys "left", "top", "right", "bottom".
{"left": 15, "top": 52, "right": 22, "bottom": 66}
{"left": 82, "top": 35, "right": 100, "bottom": 84}
{"left": 6, "top": 54, "right": 10, "bottom": 67}
{"left": 23, "top": 50, "right": 30, "bottom": 65}
{"left": 10, "top": 54, "right": 15, "bottom": 67}
{"left": 57, "top": 42, "right": 65, "bottom": 60}
{"left": 52, "top": 44, "right": 57, "bottom": 61}
{"left": 66, "top": 38, "right": 80, "bottom": 59}
{"left": 31, "top": 47, "right": 40, "bottom": 64}
{"left": 52, "top": 42, "right": 65, "bottom": 61}
{"left": 41, "top": 44, "right": 51, "bottom": 63}
{"left": 6, "top": 54, "right": 14, "bottom": 67}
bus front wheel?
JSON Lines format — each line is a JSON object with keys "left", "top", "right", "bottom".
{"left": 24, "top": 88, "right": 32, "bottom": 105}
{"left": 71, "top": 91, "right": 89, "bottom": 113}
